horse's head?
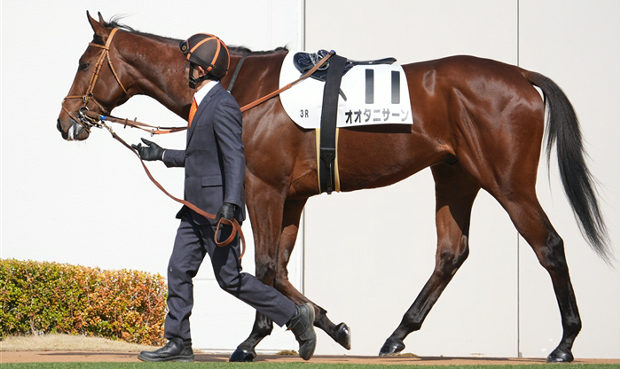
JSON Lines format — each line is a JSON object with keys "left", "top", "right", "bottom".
{"left": 57, "top": 12, "right": 131, "bottom": 140}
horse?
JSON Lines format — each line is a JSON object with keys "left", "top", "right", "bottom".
{"left": 57, "top": 12, "right": 610, "bottom": 363}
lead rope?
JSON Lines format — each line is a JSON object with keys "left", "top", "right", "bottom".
{"left": 84, "top": 51, "right": 336, "bottom": 259}
{"left": 101, "top": 121, "right": 246, "bottom": 259}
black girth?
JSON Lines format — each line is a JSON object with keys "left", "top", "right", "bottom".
{"left": 318, "top": 53, "right": 347, "bottom": 194}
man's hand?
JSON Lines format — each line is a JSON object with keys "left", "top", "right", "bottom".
{"left": 132, "top": 138, "right": 165, "bottom": 161}
{"left": 215, "top": 202, "right": 238, "bottom": 224}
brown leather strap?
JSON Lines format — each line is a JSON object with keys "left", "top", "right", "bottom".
{"left": 85, "top": 111, "right": 187, "bottom": 134}
{"left": 240, "top": 51, "right": 333, "bottom": 112}
{"left": 72, "top": 50, "right": 333, "bottom": 136}
{"left": 101, "top": 122, "right": 246, "bottom": 259}
{"left": 88, "top": 29, "right": 129, "bottom": 95}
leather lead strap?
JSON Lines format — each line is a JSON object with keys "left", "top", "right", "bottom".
{"left": 101, "top": 122, "right": 246, "bottom": 260}
{"left": 240, "top": 51, "right": 333, "bottom": 112}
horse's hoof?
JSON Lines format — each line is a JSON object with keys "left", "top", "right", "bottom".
{"left": 335, "top": 322, "right": 351, "bottom": 350}
{"left": 229, "top": 348, "right": 256, "bottom": 362}
{"left": 547, "top": 347, "right": 574, "bottom": 363}
{"left": 379, "top": 338, "right": 405, "bottom": 357}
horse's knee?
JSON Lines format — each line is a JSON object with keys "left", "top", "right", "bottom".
{"left": 273, "top": 277, "right": 286, "bottom": 292}
{"left": 535, "top": 232, "right": 568, "bottom": 272}
{"left": 254, "top": 256, "right": 276, "bottom": 281}
{"left": 273, "top": 269, "right": 292, "bottom": 291}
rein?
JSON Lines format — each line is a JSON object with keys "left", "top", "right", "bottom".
{"left": 239, "top": 51, "right": 334, "bottom": 112}
{"left": 63, "top": 31, "right": 333, "bottom": 257}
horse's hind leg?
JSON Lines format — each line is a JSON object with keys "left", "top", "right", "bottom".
{"left": 380, "top": 162, "right": 480, "bottom": 356}
{"left": 494, "top": 189, "right": 580, "bottom": 362}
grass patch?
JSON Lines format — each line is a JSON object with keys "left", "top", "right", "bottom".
{"left": 1, "top": 364, "right": 619, "bottom": 369}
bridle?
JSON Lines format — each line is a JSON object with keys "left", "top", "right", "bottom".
{"left": 62, "top": 27, "right": 334, "bottom": 133}
{"left": 62, "top": 28, "right": 129, "bottom": 132}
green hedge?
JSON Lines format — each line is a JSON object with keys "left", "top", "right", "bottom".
{"left": 0, "top": 259, "right": 167, "bottom": 345}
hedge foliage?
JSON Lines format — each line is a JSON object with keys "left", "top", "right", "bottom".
{"left": 0, "top": 259, "right": 167, "bottom": 345}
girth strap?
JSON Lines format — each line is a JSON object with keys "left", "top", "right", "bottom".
{"left": 318, "top": 53, "right": 347, "bottom": 194}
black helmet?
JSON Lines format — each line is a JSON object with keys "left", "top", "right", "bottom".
{"left": 180, "top": 33, "right": 230, "bottom": 81}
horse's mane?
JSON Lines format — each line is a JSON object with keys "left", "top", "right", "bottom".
{"left": 100, "top": 16, "right": 287, "bottom": 55}
{"left": 101, "top": 17, "right": 180, "bottom": 45}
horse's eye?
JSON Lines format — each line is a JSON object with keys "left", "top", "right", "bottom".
{"left": 79, "top": 62, "right": 90, "bottom": 71}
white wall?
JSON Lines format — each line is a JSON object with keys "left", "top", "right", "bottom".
{"left": 518, "top": 0, "right": 620, "bottom": 358}
{"left": 1, "top": 0, "right": 618, "bottom": 359}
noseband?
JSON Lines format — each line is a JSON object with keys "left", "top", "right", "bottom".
{"left": 62, "top": 28, "right": 128, "bottom": 131}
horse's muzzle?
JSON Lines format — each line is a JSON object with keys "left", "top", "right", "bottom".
{"left": 57, "top": 118, "right": 89, "bottom": 141}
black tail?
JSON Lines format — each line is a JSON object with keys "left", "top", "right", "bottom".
{"left": 526, "top": 71, "right": 611, "bottom": 262}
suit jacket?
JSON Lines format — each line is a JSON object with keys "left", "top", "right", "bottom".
{"left": 163, "top": 83, "right": 246, "bottom": 224}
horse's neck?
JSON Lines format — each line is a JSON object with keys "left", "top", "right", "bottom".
{"left": 120, "top": 34, "right": 192, "bottom": 118}
{"left": 119, "top": 35, "right": 287, "bottom": 120}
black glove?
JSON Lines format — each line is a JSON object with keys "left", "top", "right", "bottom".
{"left": 215, "top": 202, "right": 238, "bottom": 224}
{"left": 131, "top": 138, "right": 165, "bottom": 161}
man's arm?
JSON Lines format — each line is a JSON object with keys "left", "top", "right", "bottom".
{"left": 162, "top": 149, "right": 186, "bottom": 168}
{"left": 213, "top": 99, "right": 245, "bottom": 208}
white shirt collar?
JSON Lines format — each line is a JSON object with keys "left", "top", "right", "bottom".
{"left": 194, "top": 80, "right": 219, "bottom": 104}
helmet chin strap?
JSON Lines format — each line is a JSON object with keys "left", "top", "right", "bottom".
{"left": 188, "top": 63, "right": 211, "bottom": 89}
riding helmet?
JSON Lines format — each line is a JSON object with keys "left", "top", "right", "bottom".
{"left": 180, "top": 33, "right": 230, "bottom": 81}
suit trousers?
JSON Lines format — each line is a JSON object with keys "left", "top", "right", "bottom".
{"left": 164, "top": 215, "right": 298, "bottom": 340}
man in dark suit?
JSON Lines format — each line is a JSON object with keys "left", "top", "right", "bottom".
{"left": 133, "top": 33, "right": 315, "bottom": 362}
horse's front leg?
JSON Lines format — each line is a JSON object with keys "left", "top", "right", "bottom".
{"left": 274, "top": 198, "right": 351, "bottom": 350}
{"left": 229, "top": 173, "right": 285, "bottom": 362}
{"left": 230, "top": 194, "right": 351, "bottom": 362}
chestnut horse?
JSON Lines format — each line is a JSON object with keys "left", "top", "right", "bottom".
{"left": 58, "top": 13, "right": 610, "bottom": 362}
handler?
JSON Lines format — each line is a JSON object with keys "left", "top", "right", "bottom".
{"left": 133, "top": 33, "right": 316, "bottom": 362}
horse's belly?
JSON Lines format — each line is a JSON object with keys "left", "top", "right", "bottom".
{"left": 335, "top": 128, "right": 443, "bottom": 192}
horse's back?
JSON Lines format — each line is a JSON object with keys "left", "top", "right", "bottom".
{"left": 403, "top": 55, "right": 542, "bottom": 101}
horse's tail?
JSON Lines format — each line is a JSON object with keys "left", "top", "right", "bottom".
{"left": 524, "top": 71, "right": 611, "bottom": 262}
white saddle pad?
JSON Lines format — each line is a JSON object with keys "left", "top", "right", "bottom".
{"left": 279, "top": 51, "right": 413, "bottom": 129}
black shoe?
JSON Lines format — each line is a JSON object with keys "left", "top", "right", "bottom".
{"left": 287, "top": 303, "right": 316, "bottom": 360}
{"left": 138, "top": 337, "right": 194, "bottom": 362}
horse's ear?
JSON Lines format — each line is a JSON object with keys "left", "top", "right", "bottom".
{"left": 86, "top": 10, "right": 106, "bottom": 36}
{"left": 97, "top": 12, "right": 105, "bottom": 24}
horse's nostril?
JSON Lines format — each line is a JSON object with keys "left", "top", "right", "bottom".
{"left": 57, "top": 119, "right": 63, "bottom": 132}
